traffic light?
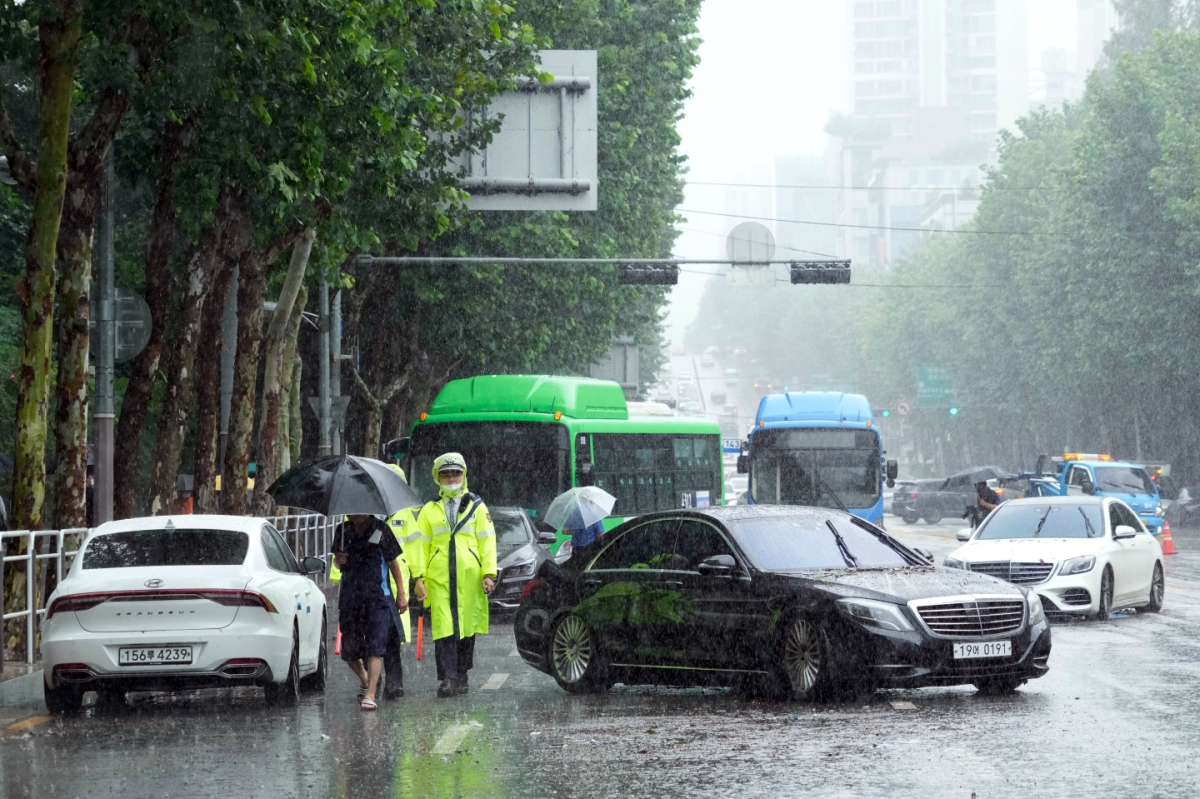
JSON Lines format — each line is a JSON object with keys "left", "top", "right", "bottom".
{"left": 790, "top": 260, "right": 851, "bottom": 285}
{"left": 880, "top": 409, "right": 891, "bottom": 418}
{"left": 949, "top": 407, "right": 959, "bottom": 416}
{"left": 619, "top": 264, "right": 679, "bottom": 285}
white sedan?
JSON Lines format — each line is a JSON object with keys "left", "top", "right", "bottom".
{"left": 42, "top": 515, "right": 329, "bottom": 714}
{"left": 944, "top": 496, "right": 1164, "bottom": 620}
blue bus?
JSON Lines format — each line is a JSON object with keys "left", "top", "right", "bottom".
{"left": 737, "top": 392, "right": 897, "bottom": 526}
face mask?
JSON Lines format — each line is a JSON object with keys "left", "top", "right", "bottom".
{"left": 442, "top": 481, "right": 463, "bottom": 493}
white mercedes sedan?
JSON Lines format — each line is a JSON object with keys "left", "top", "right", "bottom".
{"left": 944, "top": 496, "right": 1164, "bottom": 620}
{"left": 42, "top": 515, "right": 329, "bottom": 714}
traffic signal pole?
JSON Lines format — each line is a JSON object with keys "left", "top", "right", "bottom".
{"left": 94, "top": 151, "right": 115, "bottom": 525}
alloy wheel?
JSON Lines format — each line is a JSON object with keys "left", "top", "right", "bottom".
{"left": 551, "top": 616, "right": 593, "bottom": 684}
{"left": 1146, "top": 564, "right": 1164, "bottom": 612}
{"left": 783, "top": 618, "right": 822, "bottom": 695}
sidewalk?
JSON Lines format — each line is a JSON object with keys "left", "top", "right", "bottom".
{"left": 0, "top": 661, "right": 43, "bottom": 709}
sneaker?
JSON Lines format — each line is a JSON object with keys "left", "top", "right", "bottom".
{"left": 436, "top": 679, "right": 456, "bottom": 699}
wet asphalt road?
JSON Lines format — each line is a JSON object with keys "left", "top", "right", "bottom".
{"left": 4, "top": 518, "right": 1200, "bottom": 798}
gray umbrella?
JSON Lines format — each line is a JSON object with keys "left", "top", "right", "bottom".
{"left": 944, "top": 466, "right": 1009, "bottom": 488}
{"left": 266, "top": 455, "right": 422, "bottom": 517}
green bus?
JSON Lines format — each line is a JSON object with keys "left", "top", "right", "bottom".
{"left": 405, "top": 375, "right": 724, "bottom": 540}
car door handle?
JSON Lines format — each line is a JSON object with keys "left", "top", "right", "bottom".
{"left": 661, "top": 580, "right": 684, "bottom": 589}
{"left": 583, "top": 579, "right": 602, "bottom": 588}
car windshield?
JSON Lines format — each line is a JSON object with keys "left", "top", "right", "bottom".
{"left": 82, "top": 529, "right": 249, "bottom": 569}
{"left": 729, "top": 515, "right": 911, "bottom": 570}
{"left": 1094, "top": 467, "right": 1156, "bottom": 496}
{"left": 976, "top": 503, "right": 1104, "bottom": 539}
{"left": 492, "top": 509, "right": 533, "bottom": 559}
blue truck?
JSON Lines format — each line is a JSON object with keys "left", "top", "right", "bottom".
{"left": 1022, "top": 453, "right": 1166, "bottom": 539}
{"left": 736, "top": 392, "right": 898, "bottom": 527}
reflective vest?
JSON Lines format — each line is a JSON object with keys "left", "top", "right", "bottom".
{"left": 412, "top": 494, "right": 497, "bottom": 641}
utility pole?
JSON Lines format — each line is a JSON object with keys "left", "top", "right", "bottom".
{"left": 93, "top": 151, "right": 115, "bottom": 525}
{"left": 218, "top": 265, "right": 239, "bottom": 472}
{"left": 317, "top": 283, "right": 332, "bottom": 457}
{"left": 331, "top": 289, "right": 343, "bottom": 455}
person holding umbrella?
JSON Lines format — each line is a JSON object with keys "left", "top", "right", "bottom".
{"left": 543, "top": 487, "right": 617, "bottom": 570}
{"left": 411, "top": 453, "right": 497, "bottom": 698}
{"left": 266, "top": 455, "right": 422, "bottom": 710}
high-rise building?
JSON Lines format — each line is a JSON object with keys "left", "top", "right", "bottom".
{"left": 1077, "top": 0, "right": 1121, "bottom": 80}
{"left": 836, "top": 0, "right": 1028, "bottom": 267}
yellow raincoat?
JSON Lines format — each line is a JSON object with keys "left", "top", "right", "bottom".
{"left": 411, "top": 454, "right": 497, "bottom": 641}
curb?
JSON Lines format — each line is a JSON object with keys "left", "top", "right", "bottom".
{"left": 0, "top": 669, "right": 43, "bottom": 708}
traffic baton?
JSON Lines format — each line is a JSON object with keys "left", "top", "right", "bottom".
{"left": 335, "top": 625, "right": 342, "bottom": 656}
{"left": 416, "top": 615, "right": 423, "bottom": 661}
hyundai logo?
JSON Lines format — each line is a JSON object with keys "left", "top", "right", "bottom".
{"left": 144, "top": 578, "right": 165, "bottom": 588}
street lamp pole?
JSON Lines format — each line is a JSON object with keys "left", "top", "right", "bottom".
{"left": 94, "top": 150, "right": 115, "bottom": 524}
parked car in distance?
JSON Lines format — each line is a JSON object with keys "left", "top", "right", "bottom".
{"left": 721, "top": 404, "right": 739, "bottom": 417}
{"left": 492, "top": 507, "right": 559, "bottom": 611}
{"left": 516, "top": 506, "right": 1050, "bottom": 699}
{"left": 912, "top": 476, "right": 1014, "bottom": 525}
{"left": 710, "top": 390, "right": 727, "bottom": 405}
{"left": 753, "top": 378, "right": 773, "bottom": 394}
{"left": 723, "top": 368, "right": 739, "bottom": 385}
{"left": 701, "top": 353, "right": 715, "bottom": 369}
{"left": 944, "top": 496, "right": 1164, "bottom": 620}
{"left": 42, "top": 515, "right": 329, "bottom": 714}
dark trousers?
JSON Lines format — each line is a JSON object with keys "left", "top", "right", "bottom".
{"left": 383, "top": 623, "right": 403, "bottom": 691}
{"left": 435, "top": 634, "right": 475, "bottom": 682}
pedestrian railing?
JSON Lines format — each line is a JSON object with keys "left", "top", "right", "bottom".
{"left": 1, "top": 514, "right": 335, "bottom": 665}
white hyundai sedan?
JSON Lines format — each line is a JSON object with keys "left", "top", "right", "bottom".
{"left": 944, "top": 496, "right": 1164, "bottom": 620}
{"left": 42, "top": 515, "right": 329, "bottom": 714}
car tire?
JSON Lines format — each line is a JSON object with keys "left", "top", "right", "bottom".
{"left": 548, "top": 613, "right": 609, "bottom": 694}
{"left": 900, "top": 512, "right": 921, "bottom": 525}
{"left": 264, "top": 627, "right": 301, "bottom": 706}
{"left": 300, "top": 616, "right": 328, "bottom": 694}
{"left": 777, "top": 615, "right": 835, "bottom": 701}
{"left": 44, "top": 682, "right": 83, "bottom": 716}
{"left": 973, "top": 676, "right": 1025, "bottom": 695}
{"left": 1139, "top": 563, "right": 1164, "bottom": 614}
{"left": 923, "top": 509, "right": 943, "bottom": 525}
{"left": 1092, "top": 566, "right": 1114, "bottom": 621}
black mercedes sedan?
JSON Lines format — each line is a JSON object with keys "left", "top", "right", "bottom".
{"left": 514, "top": 506, "right": 1051, "bottom": 699}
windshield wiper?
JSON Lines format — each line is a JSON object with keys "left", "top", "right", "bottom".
{"left": 825, "top": 520, "right": 857, "bottom": 568}
{"left": 1078, "top": 506, "right": 1098, "bottom": 538}
{"left": 1032, "top": 507, "right": 1052, "bottom": 537}
{"left": 817, "top": 475, "right": 848, "bottom": 513}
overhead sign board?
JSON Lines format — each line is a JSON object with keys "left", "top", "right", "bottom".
{"left": 916, "top": 367, "right": 955, "bottom": 406}
{"left": 455, "top": 50, "right": 598, "bottom": 212}
{"left": 722, "top": 438, "right": 742, "bottom": 454}
{"left": 88, "top": 288, "right": 152, "bottom": 364}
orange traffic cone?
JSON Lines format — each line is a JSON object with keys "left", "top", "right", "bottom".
{"left": 1161, "top": 520, "right": 1177, "bottom": 555}
{"left": 416, "top": 615, "right": 424, "bottom": 661}
{"left": 335, "top": 625, "right": 342, "bottom": 656}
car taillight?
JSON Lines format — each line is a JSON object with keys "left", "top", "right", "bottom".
{"left": 909, "top": 493, "right": 917, "bottom": 498}
{"left": 520, "top": 578, "right": 539, "bottom": 601}
{"left": 197, "top": 590, "right": 279, "bottom": 613}
{"left": 47, "top": 594, "right": 111, "bottom": 618}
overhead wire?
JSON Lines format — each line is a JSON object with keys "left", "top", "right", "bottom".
{"left": 678, "top": 207, "right": 1051, "bottom": 236}
{"left": 675, "top": 226, "right": 839, "bottom": 259}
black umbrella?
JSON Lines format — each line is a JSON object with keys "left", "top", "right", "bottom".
{"left": 944, "top": 466, "right": 1009, "bottom": 488}
{"left": 266, "top": 455, "right": 422, "bottom": 517}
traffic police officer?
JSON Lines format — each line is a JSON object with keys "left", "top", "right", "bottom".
{"left": 411, "top": 453, "right": 497, "bottom": 698}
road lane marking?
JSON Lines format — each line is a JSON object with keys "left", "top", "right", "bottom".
{"left": 509, "top": 647, "right": 520, "bottom": 657}
{"left": 481, "top": 673, "right": 508, "bottom": 690}
{"left": 0, "top": 715, "right": 53, "bottom": 738}
{"left": 431, "top": 724, "right": 474, "bottom": 755}
{"left": 890, "top": 701, "right": 917, "bottom": 710}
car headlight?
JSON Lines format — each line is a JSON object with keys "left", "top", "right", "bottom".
{"left": 506, "top": 557, "right": 538, "bottom": 578}
{"left": 1060, "top": 555, "right": 1096, "bottom": 576}
{"left": 1026, "top": 590, "right": 1046, "bottom": 625}
{"left": 943, "top": 557, "right": 965, "bottom": 569}
{"left": 1155, "top": 503, "right": 1164, "bottom": 517}
{"left": 837, "top": 598, "right": 915, "bottom": 632}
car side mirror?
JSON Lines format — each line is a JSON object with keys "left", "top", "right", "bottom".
{"left": 1082, "top": 480, "right": 1096, "bottom": 496}
{"left": 697, "top": 554, "right": 736, "bottom": 577}
{"left": 886, "top": 459, "right": 898, "bottom": 481}
{"left": 537, "top": 530, "right": 558, "bottom": 545}
{"left": 1113, "top": 524, "right": 1137, "bottom": 539}
{"left": 736, "top": 455, "right": 749, "bottom": 475}
{"left": 956, "top": 529, "right": 973, "bottom": 542}
{"left": 301, "top": 556, "right": 326, "bottom": 576}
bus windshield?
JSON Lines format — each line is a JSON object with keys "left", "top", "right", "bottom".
{"left": 749, "top": 428, "right": 881, "bottom": 510}
{"left": 409, "top": 422, "right": 568, "bottom": 522}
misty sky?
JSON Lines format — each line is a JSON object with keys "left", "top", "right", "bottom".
{"left": 664, "top": 0, "right": 1079, "bottom": 345}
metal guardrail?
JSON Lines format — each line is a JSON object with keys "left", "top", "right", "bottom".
{"left": 1, "top": 514, "right": 336, "bottom": 665}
